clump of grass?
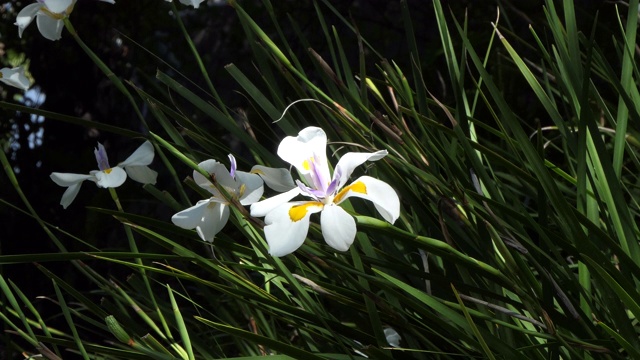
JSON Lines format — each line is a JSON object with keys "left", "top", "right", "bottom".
{"left": 2, "top": 0, "right": 640, "bottom": 358}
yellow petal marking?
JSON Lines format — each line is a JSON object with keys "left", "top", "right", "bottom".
{"left": 334, "top": 181, "right": 367, "bottom": 204}
{"left": 302, "top": 159, "right": 311, "bottom": 171}
{"left": 289, "top": 201, "right": 323, "bottom": 222}
{"left": 104, "top": 168, "right": 113, "bottom": 174}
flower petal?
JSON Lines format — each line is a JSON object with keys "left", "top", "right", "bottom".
{"left": 36, "top": 14, "right": 64, "bottom": 41}
{"left": 172, "top": 199, "right": 230, "bottom": 242}
{"left": 334, "top": 175, "right": 400, "bottom": 224}
{"left": 234, "top": 171, "right": 264, "bottom": 205}
{"left": 179, "top": 0, "right": 205, "bottom": 8}
{"left": 384, "top": 328, "right": 401, "bottom": 347}
{"left": 92, "top": 167, "right": 127, "bottom": 188}
{"left": 320, "top": 204, "right": 356, "bottom": 251}
{"left": 264, "top": 201, "right": 323, "bottom": 256}
{"left": 15, "top": 3, "right": 41, "bottom": 38}
{"left": 59, "top": 182, "right": 83, "bottom": 209}
{"left": 194, "top": 159, "right": 236, "bottom": 194}
{"left": 333, "top": 150, "right": 387, "bottom": 190}
{"left": 124, "top": 165, "right": 158, "bottom": 184}
{"left": 171, "top": 199, "right": 210, "bottom": 230}
{"left": 250, "top": 187, "right": 301, "bottom": 217}
{"left": 119, "top": 141, "right": 154, "bottom": 167}
{"left": 42, "top": 0, "right": 74, "bottom": 14}
{"left": 94, "top": 142, "right": 111, "bottom": 171}
{"left": 277, "top": 127, "right": 330, "bottom": 189}
{"left": 50, "top": 172, "right": 94, "bottom": 186}
{"left": 251, "top": 165, "right": 296, "bottom": 192}
{"left": 0, "top": 67, "right": 30, "bottom": 90}
{"left": 197, "top": 202, "right": 230, "bottom": 242}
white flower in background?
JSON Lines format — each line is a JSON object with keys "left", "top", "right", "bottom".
{"left": 15, "top": 0, "right": 114, "bottom": 41}
{"left": 0, "top": 67, "right": 30, "bottom": 90}
{"left": 164, "top": 0, "right": 205, "bottom": 8}
{"left": 250, "top": 126, "right": 400, "bottom": 257}
{"left": 384, "top": 327, "right": 401, "bottom": 348}
{"left": 50, "top": 141, "right": 157, "bottom": 209}
{"left": 172, "top": 155, "right": 264, "bottom": 242}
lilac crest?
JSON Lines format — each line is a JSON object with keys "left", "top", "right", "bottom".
{"left": 94, "top": 143, "right": 111, "bottom": 171}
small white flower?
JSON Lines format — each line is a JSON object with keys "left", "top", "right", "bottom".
{"left": 15, "top": 0, "right": 114, "bottom": 41}
{"left": 250, "top": 126, "right": 400, "bottom": 257}
{"left": 50, "top": 141, "right": 156, "bottom": 209}
{"left": 172, "top": 155, "right": 264, "bottom": 242}
{"left": 0, "top": 67, "right": 30, "bottom": 90}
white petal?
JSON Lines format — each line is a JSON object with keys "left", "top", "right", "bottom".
{"left": 333, "top": 150, "right": 387, "bottom": 190}
{"left": 194, "top": 159, "right": 235, "bottom": 194}
{"left": 384, "top": 327, "right": 401, "bottom": 348}
{"left": 172, "top": 199, "right": 210, "bottom": 229}
{"left": 179, "top": 0, "right": 205, "bottom": 8}
{"left": 36, "top": 14, "right": 64, "bottom": 41}
{"left": 198, "top": 202, "right": 230, "bottom": 241}
{"left": 98, "top": 0, "right": 115, "bottom": 4}
{"left": 172, "top": 199, "right": 230, "bottom": 242}
{"left": 250, "top": 187, "right": 301, "bottom": 217}
{"left": 277, "top": 127, "right": 330, "bottom": 185}
{"left": 50, "top": 172, "right": 94, "bottom": 186}
{"left": 15, "top": 3, "right": 41, "bottom": 38}
{"left": 320, "top": 204, "right": 356, "bottom": 251}
{"left": 119, "top": 141, "right": 154, "bottom": 167}
{"left": 0, "top": 67, "right": 30, "bottom": 90}
{"left": 334, "top": 176, "right": 400, "bottom": 224}
{"left": 251, "top": 165, "right": 296, "bottom": 192}
{"left": 42, "top": 0, "right": 74, "bottom": 14}
{"left": 234, "top": 171, "right": 264, "bottom": 205}
{"left": 92, "top": 167, "right": 127, "bottom": 188}
{"left": 124, "top": 165, "right": 157, "bottom": 184}
{"left": 264, "top": 201, "right": 323, "bottom": 256}
{"left": 59, "top": 182, "right": 83, "bottom": 209}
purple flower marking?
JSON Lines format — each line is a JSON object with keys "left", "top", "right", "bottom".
{"left": 94, "top": 143, "right": 111, "bottom": 171}
{"left": 228, "top": 154, "right": 237, "bottom": 179}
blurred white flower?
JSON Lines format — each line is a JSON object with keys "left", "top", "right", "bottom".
{"left": 384, "top": 327, "right": 401, "bottom": 347}
{"left": 0, "top": 67, "right": 29, "bottom": 90}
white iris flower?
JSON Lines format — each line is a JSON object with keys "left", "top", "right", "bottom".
{"left": 250, "top": 126, "right": 400, "bottom": 257}
{"left": 15, "top": 0, "right": 114, "bottom": 41}
{"left": 171, "top": 155, "right": 264, "bottom": 242}
{"left": 50, "top": 141, "right": 157, "bottom": 209}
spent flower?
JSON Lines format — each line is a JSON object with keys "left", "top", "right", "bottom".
{"left": 172, "top": 155, "right": 264, "bottom": 242}
{"left": 50, "top": 141, "right": 157, "bottom": 208}
{"left": 250, "top": 126, "right": 400, "bottom": 256}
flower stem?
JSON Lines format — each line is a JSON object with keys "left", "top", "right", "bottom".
{"left": 107, "top": 188, "right": 168, "bottom": 341}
